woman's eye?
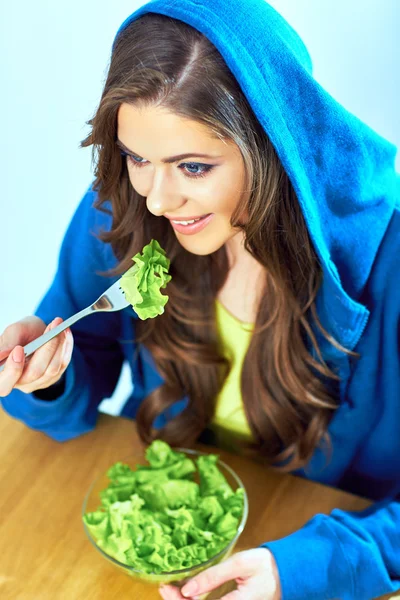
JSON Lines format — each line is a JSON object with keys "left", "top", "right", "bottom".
{"left": 119, "top": 151, "right": 146, "bottom": 166}
{"left": 180, "top": 163, "right": 214, "bottom": 178}
{"left": 120, "top": 151, "right": 214, "bottom": 179}
{"left": 128, "top": 154, "right": 147, "bottom": 165}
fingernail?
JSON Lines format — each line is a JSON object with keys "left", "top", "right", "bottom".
{"left": 12, "top": 346, "right": 24, "bottom": 363}
{"left": 181, "top": 580, "right": 198, "bottom": 597}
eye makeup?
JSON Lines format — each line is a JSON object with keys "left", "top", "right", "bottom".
{"left": 120, "top": 150, "right": 215, "bottom": 179}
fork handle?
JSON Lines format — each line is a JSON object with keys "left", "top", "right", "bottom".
{"left": 0, "top": 306, "right": 93, "bottom": 373}
{"left": 24, "top": 306, "right": 93, "bottom": 356}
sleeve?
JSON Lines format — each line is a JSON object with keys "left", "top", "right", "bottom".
{"left": 261, "top": 495, "right": 400, "bottom": 600}
{"left": 0, "top": 184, "right": 128, "bottom": 442}
{"left": 261, "top": 220, "right": 400, "bottom": 599}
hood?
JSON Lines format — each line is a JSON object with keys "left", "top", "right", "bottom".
{"left": 113, "top": 0, "right": 399, "bottom": 354}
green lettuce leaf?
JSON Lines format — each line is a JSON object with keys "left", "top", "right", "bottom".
{"left": 198, "top": 496, "right": 224, "bottom": 525}
{"left": 83, "top": 509, "right": 110, "bottom": 541}
{"left": 120, "top": 239, "right": 172, "bottom": 320}
{"left": 145, "top": 439, "right": 186, "bottom": 469}
{"left": 197, "top": 454, "right": 235, "bottom": 499}
{"left": 83, "top": 440, "right": 244, "bottom": 574}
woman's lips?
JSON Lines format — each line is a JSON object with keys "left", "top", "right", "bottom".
{"left": 167, "top": 213, "right": 214, "bottom": 235}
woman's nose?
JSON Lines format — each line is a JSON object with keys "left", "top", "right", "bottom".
{"left": 146, "top": 169, "right": 186, "bottom": 216}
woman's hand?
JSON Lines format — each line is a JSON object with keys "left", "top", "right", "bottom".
{"left": 0, "top": 316, "right": 74, "bottom": 397}
{"left": 159, "top": 548, "right": 282, "bottom": 600}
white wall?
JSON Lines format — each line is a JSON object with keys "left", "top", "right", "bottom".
{"left": 1, "top": 1, "right": 398, "bottom": 413}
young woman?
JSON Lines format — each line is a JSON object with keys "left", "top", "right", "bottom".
{"left": 0, "top": 0, "right": 399, "bottom": 598}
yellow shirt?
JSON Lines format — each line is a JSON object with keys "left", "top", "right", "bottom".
{"left": 211, "top": 299, "right": 254, "bottom": 441}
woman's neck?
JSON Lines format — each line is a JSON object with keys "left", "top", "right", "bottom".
{"left": 218, "top": 232, "right": 266, "bottom": 323}
{"left": 225, "top": 230, "right": 248, "bottom": 267}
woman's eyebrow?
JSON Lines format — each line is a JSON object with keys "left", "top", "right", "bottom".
{"left": 116, "top": 139, "right": 221, "bottom": 163}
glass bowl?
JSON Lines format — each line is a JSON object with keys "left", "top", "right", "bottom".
{"left": 82, "top": 448, "right": 248, "bottom": 587}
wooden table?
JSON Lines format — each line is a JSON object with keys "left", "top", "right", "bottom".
{"left": 0, "top": 408, "right": 393, "bottom": 600}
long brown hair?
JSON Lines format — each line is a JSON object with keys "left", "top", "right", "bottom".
{"left": 81, "top": 13, "right": 354, "bottom": 470}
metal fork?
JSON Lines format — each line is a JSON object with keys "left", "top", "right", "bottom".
{"left": 0, "top": 279, "right": 129, "bottom": 373}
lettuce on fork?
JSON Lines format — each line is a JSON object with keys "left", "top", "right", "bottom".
{"left": 120, "top": 239, "right": 172, "bottom": 320}
{"left": 83, "top": 440, "right": 245, "bottom": 574}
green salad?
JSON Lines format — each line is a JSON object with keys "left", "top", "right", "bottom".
{"left": 120, "top": 239, "right": 171, "bottom": 320}
{"left": 82, "top": 441, "right": 245, "bottom": 573}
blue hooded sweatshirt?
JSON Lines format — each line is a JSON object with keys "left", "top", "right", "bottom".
{"left": 2, "top": 0, "right": 399, "bottom": 598}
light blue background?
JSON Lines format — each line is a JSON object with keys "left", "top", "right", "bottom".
{"left": 1, "top": 1, "right": 398, "bottom": 412}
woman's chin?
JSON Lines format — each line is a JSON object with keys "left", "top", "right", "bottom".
{"left": 174, "top": 232, "right": 226, "bottom": 256}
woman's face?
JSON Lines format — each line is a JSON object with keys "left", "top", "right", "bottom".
{"left": 117, "top": 103, "right": 248, "bottom": 256}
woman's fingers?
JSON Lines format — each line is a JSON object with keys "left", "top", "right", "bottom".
{"left": 180, "top": 550, "right": 276, "bottom": 599}
{"left": 20, "top": 317, "right": 63, "bottom": 377}
{"left": 0, "top": 316, "right": 72, "bottom": 397}
{"left": 17, "top": 318, "right": 62, "bottom": 381}
{"left": 159, "top": 584, "right": 187, "bottom": 600}
{"left": 0, "top": 316, "right": 46, "bottom": 362}
{"left": 17, "top": 319, "right": 72, "bottom": 391}
{"left": 0, "top": 315, "right": 71, "bottom": 398}
{"left": 0, "top": 345, "right": 27, "bottom": 397}
{"left": 181, "top": 555, "right": 245, "bottom": 598}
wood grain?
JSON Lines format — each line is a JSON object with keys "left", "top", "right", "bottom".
{"left": 0, "top": 408, "right": 391, "bottom": 600}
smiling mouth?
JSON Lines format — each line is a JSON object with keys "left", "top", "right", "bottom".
{"left": 168, "top": 214, "right": 211, "bottom": 226}
{"left": 167, "top": 213, "right": 215, "bottom": 235}
{"left": 171, "top": 217, "right": 205, "bottom": 225}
